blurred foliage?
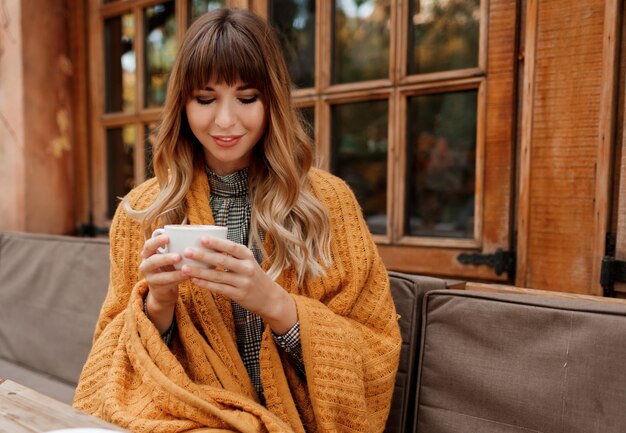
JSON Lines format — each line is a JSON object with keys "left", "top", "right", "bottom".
{"left": 406, "top": 90, "right": 477, "bottom": 238}
{"left": 145, "top": 2, "right": 177, "bottom": 108}
{"left": 331, "top": 100, "right": 388, "bottom": 235}
{"left": 269, "top": 0, "right": 316, "bottom": 88}
{"left": 409, "top": 0, "right": 480, "bottom": 74}
{"left": 333, "top": 0, "right": 391, "bottom": 84}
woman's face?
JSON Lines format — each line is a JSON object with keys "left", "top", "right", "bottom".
{"left": 185, "top": 79, "right": 267, "bottom": 176}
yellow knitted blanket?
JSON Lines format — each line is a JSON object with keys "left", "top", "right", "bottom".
{"left": 74, "top": 168, "right": 401, "bottom": 433}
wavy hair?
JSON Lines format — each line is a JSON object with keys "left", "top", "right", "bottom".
{"left": 124, "top": 8, "right": 331, "bottom": 284}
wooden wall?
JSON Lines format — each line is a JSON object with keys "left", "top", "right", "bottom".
{"left": 516, "top": 0, "right": 615, "bottom": 295}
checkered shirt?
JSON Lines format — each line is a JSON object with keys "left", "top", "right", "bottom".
{"left": 207, "top": 167, "right": 304, "bottom": 401}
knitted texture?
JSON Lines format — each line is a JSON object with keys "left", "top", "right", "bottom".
{"left": 73, "top": 168, "right": 401, "bottom": 433}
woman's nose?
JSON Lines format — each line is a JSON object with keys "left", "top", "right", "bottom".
{"left": 215, "top": 101, "right": 236, "bottom": 129}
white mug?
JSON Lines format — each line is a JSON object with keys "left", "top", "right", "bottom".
{"left": 151, "top": 224, "right": 228, "bottom": 269}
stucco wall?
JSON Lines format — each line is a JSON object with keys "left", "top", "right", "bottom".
{"left": 0, "top": 0, "right": 25, "bottom": 231}
{"left": 0, "top": 0, "right": 75, "bottom": 234}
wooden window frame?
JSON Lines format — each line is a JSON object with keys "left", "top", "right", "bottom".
{"left": 89, "top": 0, "right": 250, "bottom": 227}
{"left": 88, "top": 0, "right": 518, "bottom": 280}
{"left": 268, "top": 0, "right": 513, "bottom": 278}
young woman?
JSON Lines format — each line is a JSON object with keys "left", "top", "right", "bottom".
{"left": 74, "top": 8, "right": 400, "bottom": 433}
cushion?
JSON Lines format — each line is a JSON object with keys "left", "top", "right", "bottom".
{"left": 415, "top": 290, "right": 626, "bottom": 433}
{"left": 385, "top": 272, "right": 448, "bottom": 433}
{"left": 0, "top": 232, "right": 110, "bottom": 392}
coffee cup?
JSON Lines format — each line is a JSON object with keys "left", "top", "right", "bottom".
{"left": 151, "top": 224, "right": 228, "bottom": 269}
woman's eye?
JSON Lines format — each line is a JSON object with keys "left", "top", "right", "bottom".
{"left": 239, "top": 95, "right": 258, "bottom": 104}
{"left": 195, "top": 97, "right": 214, "bottom": 105}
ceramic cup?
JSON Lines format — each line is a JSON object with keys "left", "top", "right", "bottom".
{"left": 151, "top": 224, "right": 228, "bottom": 269}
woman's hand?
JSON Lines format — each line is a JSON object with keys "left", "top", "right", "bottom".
{"left": 181, "top": 237, "right": 298, "bottom": 335}
{"left": 139, "top": 234, "right": 188, "bottom": 334}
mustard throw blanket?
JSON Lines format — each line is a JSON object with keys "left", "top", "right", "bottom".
{"left": 74, "top": 168, "right": 401, "bottom": 433}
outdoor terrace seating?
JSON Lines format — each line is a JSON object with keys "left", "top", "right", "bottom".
{"left": 1, "top": 231, "right": 626, "bottom": 432}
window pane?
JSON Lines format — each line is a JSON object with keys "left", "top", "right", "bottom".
{"left": 408, "top": 0, "right": 480, "bottom": 75}
{"left": 406, "top": 90, "right": 477, "bottom": 238}
{"left": 144, "top": 2, "right": 176, "bottom": 108}
{"left": 107, "top": 126, "right": 136, "bottom": 218}
{"left": 331, "top": 100, "right": 388, "bottom": 235}
{"left": 269, "top": 0, "right": 315, "bottom": 88}
{"left": 190, "top": 0, "right": 227, "bottom": 22}
{"left": 105, "top": 13, "right": 135, "bottom": 113}
{"left": 332, "top": 0, "right": 390, "bottom": 84}
{"left": 298, "top": 106, "right": 314, "bottom": 138}
{"left": 145, "top": 122, "right": 159, "bottom": 179}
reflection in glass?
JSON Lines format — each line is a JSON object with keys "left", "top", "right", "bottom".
{"left": 269, "top": 0, "right": 315, "bottom": 88}
{"left": 331, "top": 100, "right": 388, "bottom": 235}
{"left": 107, "top": 126, "right": 136, "bottom": 218}
{"left": 406, "top": 90, "right": 477, "bottom": 238}
{"left": 105, "top": 13, "right": 135, "bottom": 113}
{"left": 144, "top": 2, "right": 177, "bottom": 108}
{"left": 145, "top": 122, "right": 159, "bottom": 179}
{"left": 190, "top": 0, "right": 227, "bottom": 22}
{"left": 332, "top": 0, "right": 390, "bottom": 84}
{"left": 409, "top": 0, "right": 480, "bottom": 75}
{"left": 298, "top": 106, "right": 314, "bottom": 138}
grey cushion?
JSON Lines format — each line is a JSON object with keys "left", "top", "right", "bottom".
{"left": 385, "top": 272, "right": 448, "bottom": 433}
{"left": 415, "top": 290, "right": 626, "bottom": 433}
{"left": 0, "top": 231, "right": 110, "bottom": 400}
{"left": 0, "top": 357, "right": 76, "bottom": 404}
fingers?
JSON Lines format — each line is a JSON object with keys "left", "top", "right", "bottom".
{"left": 139, "top": 251, "right": 182, "bottom": 276}
{"left": 142, "top": 234, "right": 169, "bottom": 259}
{"left": 200, "top": 237, "right": 254, "bottom": 260}
{"left": 190, "top": 274, "right": 243, "bottom": 302}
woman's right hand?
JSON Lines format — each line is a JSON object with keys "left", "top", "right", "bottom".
{"left": 139, "top": 234, "right": 187, "bottom": 334}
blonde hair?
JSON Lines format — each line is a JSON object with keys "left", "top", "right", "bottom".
{"left": 124, "top": 8, "right": 331, "bottom": 284}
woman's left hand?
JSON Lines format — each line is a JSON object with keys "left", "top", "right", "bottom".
{"left": 181, "top": 236, "right": 297, "bottom": 334}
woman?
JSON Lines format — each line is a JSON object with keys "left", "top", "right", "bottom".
{"left": 74, "top": 8, "right": 401, "bottom": 433}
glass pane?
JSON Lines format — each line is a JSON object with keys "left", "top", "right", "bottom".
{"left": 406, "top": 90, "right": 477, "bottom": 238}
{"left": 298, "top": 106, "right": 314, "bottom": 138}
{"left": 105, "top": 13, "right": 135, "bottom": 113}
{"left": 332, "top": 0, "right": 390, "bottom": 84}
{"left": 144, "top": 2, "right": 177, "bottom": 108}
{"left": 144, "top": 122, "right": 159, "bottom": 179}
{"left": 107, "top": 126, "right": 136, "bottom": 218}
{"left": 190, "top": 0, "right": 227, "bottom": 22}
{"left": 408, "top": 0, "right": 480, "bottom": 75}
{"left": 269, "top": 0, "right": 315, "bottom": 88}
{"left": 331, "top": 100, "right": 388, "bottom": 235}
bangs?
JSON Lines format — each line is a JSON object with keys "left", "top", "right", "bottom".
{"left": 182, "top": 18, "right": 269, "bottom": 97}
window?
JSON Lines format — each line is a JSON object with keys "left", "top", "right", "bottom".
{"left": 89, "top": 0, "right": 518, "bottom": 279}
{"left": 266, "top": 0, "right": 518, "bottom": 278}
{"left": 90, "top": 0, "right": 242, "bottom": 221}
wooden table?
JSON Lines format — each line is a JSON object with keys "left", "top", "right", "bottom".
{"left": 0, "top": 379, "right": 127, "bottom": 432}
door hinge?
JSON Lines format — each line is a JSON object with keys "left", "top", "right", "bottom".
{"left": 601, "top": 232, "right": 625, "bottom": 298}
{"left": 457, "top": 248, "right": 516, "bottom": 277}
{"left": 600, "top": 257, "right": 626, "bottom": 298}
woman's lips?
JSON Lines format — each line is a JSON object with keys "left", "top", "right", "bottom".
{"left": 211, "top": 134, "right": 243, "bottom": 147}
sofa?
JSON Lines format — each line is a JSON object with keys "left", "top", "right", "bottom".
{"left": 1, "top": 231, "right": 626, "bottom": 432}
